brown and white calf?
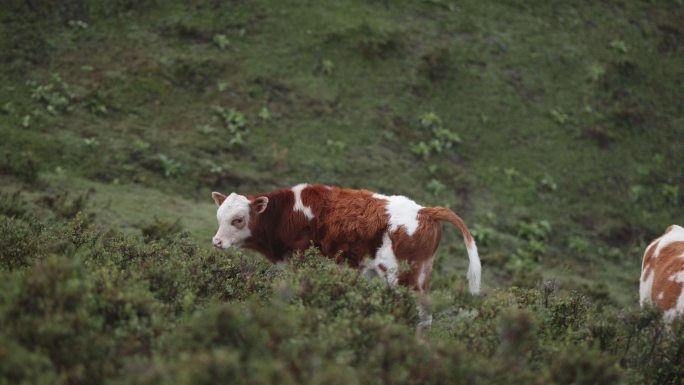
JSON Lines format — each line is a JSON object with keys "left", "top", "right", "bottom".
{"left": 640, "top": 224, "right": 684, "bottom": 322}
{"left": 211, "top": 184, "right": 481, "bottom": 326}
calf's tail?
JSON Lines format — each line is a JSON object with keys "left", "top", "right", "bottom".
{"left": 421, "top": 207, "right": 481, "bottom": 294}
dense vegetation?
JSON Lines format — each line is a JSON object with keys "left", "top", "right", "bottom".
{"left": 1, "top": 198, "right": 683, "bottom": 384}
{"left": 1, "top": 0, "right": 683, "bottom": 384}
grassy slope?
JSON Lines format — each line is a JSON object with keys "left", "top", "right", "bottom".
{"left": 1, "top": 0, "right": 683, "bottom": 308}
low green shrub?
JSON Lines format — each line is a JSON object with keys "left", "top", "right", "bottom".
{"left": 549, "top": 347, "right": 622, "bottom": 385}
{"left": 0, "top": 215, "right": 46, "bottom": 270}
{"left": 0, "top": 190, "right": 26, "bottom": 218}
{"left": 140, "top": 217, "right": 184, "bottom": 243}
{"left": 0, "top": 255, "right": 160, "bottom": 385}
{"left": 40, "top": 190, "right": 92, "bottom": 220}
{"left": 1, "top": 210, "right": 683, "bottom": 385}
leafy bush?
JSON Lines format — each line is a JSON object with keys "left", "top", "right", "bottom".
{"left": 471, "top": 224, "right": 495, "bottom": 247}
{"left": 212, "top": 34, "right": 230, "bottom": 49}
{"left": 411, "top": 112, "right": 462, "bottom": 159}
{"left": 0, "top": 255, "right": 160, "bottom": 385}
{"left": 26, "top": 74, "right": 75, "bottom": 116}
{"left": 516, "top": 219, "right": 552, "bottom": 241}
{"left": 40, "top": 190, "right": 93, "bottom": 220}
{"left": 0, "top": 216, "right": 46, "bottom": 270}
{"left": 0, "top": 191, "right": 26, "bottom": 218}
{"left": 213, "top": 106, "right": 249, "bottom": 147}
{"left": 140, "top": 217, "right": 184, "bottom": 242}
{"left": 549, "top": 347, "right": 622, "bottom": 385}
{"left": 156, "top": 154, "right": 183, "bottom": 178}
{"left": 1, "top": 203, "right": 683, "bottom": 385}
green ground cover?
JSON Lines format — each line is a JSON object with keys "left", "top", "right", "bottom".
{"left": 1, "top": 1, "right": 683, "bottom": 383}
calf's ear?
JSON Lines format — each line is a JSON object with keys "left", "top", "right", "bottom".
{"left": 212, "top": 192, "right": 227, "bottom": 206}
{"left": 253, "top": 196, "right": 269, "bottom": 214}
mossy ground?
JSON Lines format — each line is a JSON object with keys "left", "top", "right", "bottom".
{"left": 1, "top": 1, "right": 683, "bottom": 383}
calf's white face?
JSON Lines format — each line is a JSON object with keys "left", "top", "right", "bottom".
{"left": 211, "top": 192, "right": 269, "bottom": 249}
{"left": 212, "top": 192, "right": 252, "bottom": 249}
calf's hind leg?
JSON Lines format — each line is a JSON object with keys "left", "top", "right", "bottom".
{"left": 366, "top": 232, "right": 436, "bottom": 335}
{"left": 415, "top": 257, "right": 434, "bottom": 332}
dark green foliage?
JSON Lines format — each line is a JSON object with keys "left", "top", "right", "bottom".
{"left": 167, "top": 58, "right": 226, "bottom": 92}
{"left": 0, "top": 191, "right": 27, "bottom": 218}
{"left": 287, "top": 248, "right": 418, "bottom": 327}
{"left": 0, "top": 216, "right": 45, "bottom": 270}
{"left": 140, "top": 217, "right": 184, "bottom": 242}
{"left": 648, "top": 320, "right": 684, "bottom": 385}
{"left": 0, "top": 213, "right": 683, "bottom": 384}
{"left": 0, "top": 255, "right": 160, "bottom": 385}
{"left": 28, "top": 75, "right": 75, "bottom": 114}
{"left": 543, "top": 293, "right": 591, "bottom": 338}
{"left": 1, "top": 1, "right": 684, "bottom": 384}
{"left": 327, "top": 22, "right": 406, "bottom": 59}
{"left": 0, "top": 0, "right": 155, "bottom": 72}
{"left": 0, "top": 151, "right": 39, "bottom": 184}
{"left": 619, "top": 309, "right": 684, "bottom": 385}
{"left": 418, "top": 46, "right": 454, "bottom": 82}
{"left": 41, "top": 190, "right": 93, "bottom": 220}
{"left": 549, "top": 347, "right": 622, "bottom": 385}
{"left": 355, "top": 23, "right": 405, "bottom": 59}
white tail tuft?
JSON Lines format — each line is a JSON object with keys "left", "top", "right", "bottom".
{"left": 466, "top": 240, "right": 481, "bottom": 294}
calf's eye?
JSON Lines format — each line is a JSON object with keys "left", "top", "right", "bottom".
{"left": 231, "top": 217, "right": 244, "bottom": 226}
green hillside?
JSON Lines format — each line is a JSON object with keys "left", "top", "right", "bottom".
{"left": 1, "top": 1, "right": 683, "bottom": 384}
